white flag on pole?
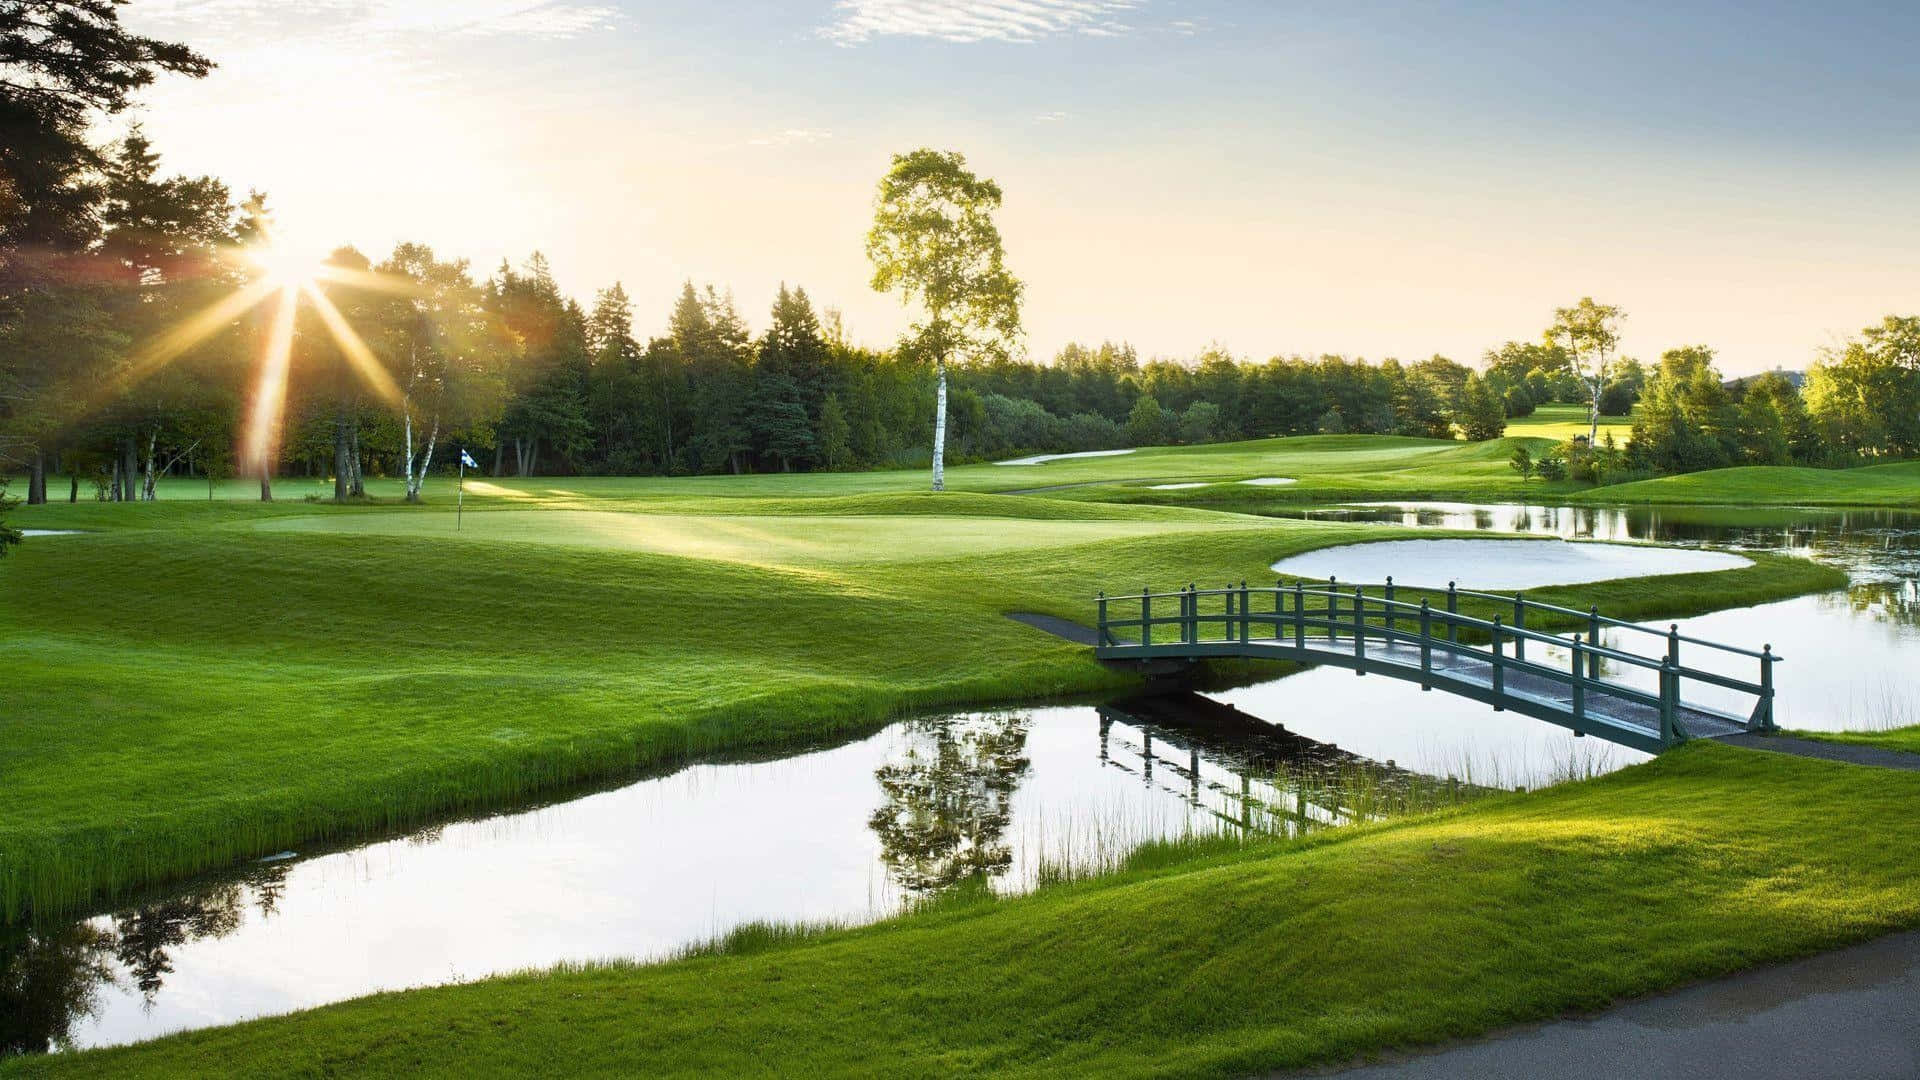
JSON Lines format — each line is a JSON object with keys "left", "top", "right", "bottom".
{"left": 459, "top": 450, "right": 478, "bottom": 469}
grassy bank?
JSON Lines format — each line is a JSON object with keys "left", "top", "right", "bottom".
{"left": 1796, "top": 727, "right": 1920, "bottom": 755}
{"left": 13, "top": 743, "right": 1920, "bottom": 1078}
{"left": 1573, "top": 460, "right": 1920, "bottom": 509}
{"left": 0, "top": 477, "right": 1839, "bottom": 923}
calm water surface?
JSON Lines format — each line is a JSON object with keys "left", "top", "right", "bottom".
{"left": 1278, "top": 502, "right": 1920, "bottom": 730}
{"left": 7, "top": 501, "right": 1916, "bottom": 1056}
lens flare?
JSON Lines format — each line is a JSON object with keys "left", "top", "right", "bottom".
{"left": 303, "top": 282, "right": 404, "bottom": 407}
{"left": 97, "top": 229, "right": 434, "bottom": 477}
{"left": 241, "top": 285, "right": 300, "bottom": 473}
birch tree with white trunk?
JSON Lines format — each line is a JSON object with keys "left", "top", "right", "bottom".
{"left": 866, "top": 149, "right": 1023, "bottom": 491}
{"left": 375, "top": 243, "right": 510, "bottom": 504}
{"left": 1550, "top": 297, "right": 1626, "bottom": 446}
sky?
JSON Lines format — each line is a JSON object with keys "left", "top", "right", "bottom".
{"left": 117, "top": 0, "right": 1920, "bottom": 374}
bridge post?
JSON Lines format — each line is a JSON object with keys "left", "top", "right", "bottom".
{"left": 1490, "top": 615, "right": 1506, "bottom": 710}
{"left": 1513, "top": 593, "right": 1526, "bottom": 663}
{"left": 1588, "top": 606, "right": 1602, "bottom": 680}
{"left": 1384, "top": 576, "right": 1396, "bottom": 636}
{"left": 1142, "top": 588, "right": 1151, "bottom": 647}
{"left": 1756, "top": 644, "right": 1776, "bottom": 733}
{"left": 1097, "top": 592, "right": 1109, "bottom": 647}
{"left": 1328, "top": 577, "right": 1339, "bottom": 645}
{"left": 1353, "top": 586, "right": 1366, "bottom": 673}
{"left": 1274, "top": 579, "right": 1284, "bottom": 642}
{"left": 1659, "top": 660, "right": 1678, "bottom": 745}
{"left": 1293, "top": 582, "right": 1305, "bottom": 649}
{"left": 1240, "top": 580, "right": 1251, "bottom": 645}
{"left": 1187, "top": 584, "right": 1198, "bottom": 645}
{"left": 1667, "top": 624, "right": 1680, "bottom": 668}
{"left": 1570, "top": 633, "right": 1586, "bottom": 728}
{"left": 1446, "top": 582, "right": 1459, "bottom": 644}
{"left": 1419, "top": 600, "right": 1432, "bottom": 690}
{"left": 1222, "top": 584, "right": 1233, "bottom": 646}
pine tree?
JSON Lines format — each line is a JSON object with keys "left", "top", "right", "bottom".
{"left": 819, "top": 392, "right": 852, "bottom": 470}
{"left": 1457, "top": 373, "right": 1507, "bottom": 441}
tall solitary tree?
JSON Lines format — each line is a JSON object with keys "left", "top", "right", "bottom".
{"left": 1549, "top": 297, "right": 1625, "bottom": 445}
{"left": 867, "top": 149, "right": 1022, "bottom": 491}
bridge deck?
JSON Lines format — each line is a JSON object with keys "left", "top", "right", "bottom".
{"left": 1094, "top": 581, "right": 1777, "bottom": 754}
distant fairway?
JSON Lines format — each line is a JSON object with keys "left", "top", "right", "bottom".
{"left": 255, "top": 509, "right": 1264, "bottom": 567}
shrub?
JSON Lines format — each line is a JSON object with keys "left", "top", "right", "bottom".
{"left": 1598, "top": 380, "right": 1638, "bottom": 417}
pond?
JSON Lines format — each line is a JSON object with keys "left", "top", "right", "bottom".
{"left": 2, "top": 694, "right": 1507, "bottom": 1056}
{"left": 8, "top": 500, "right": 1917, "bottom": 1057}
{"left": 1269, "top": 502, "right": 1920, "bottom": 733}
{"left": 1269, "top": 537, "right": 1751, "bottom": 590}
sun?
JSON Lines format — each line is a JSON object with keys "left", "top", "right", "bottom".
{"left": 100, "top": 228, "right": 416, "bottom": 479}
{"left": 247, "top": 244, "right": 326, "bottom": 288}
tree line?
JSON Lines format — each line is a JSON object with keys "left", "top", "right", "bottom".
{"left": 3, "top": 4, "right": 1916, "bottom": 543}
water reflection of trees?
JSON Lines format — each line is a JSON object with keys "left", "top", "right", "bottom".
{"left": 1096, "top": 695, "right": 1482, "bottom": 837}
{"left": 869, "top": 712, "right": 1032, "bottom": 894}
{"left": 1, "top": 923, "right": 115, "bottom": 1056}
{"left": 1839, "top": 580, "right": 1920, "bottom": 625}
{"left": 0, "top": 861, "right": 288, "bottom": 1058}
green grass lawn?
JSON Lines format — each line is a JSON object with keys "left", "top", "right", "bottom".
{"left": 1575, "top": 460, "right": 1920, "bottom": 508}
{"left": 13, "top": 743, "right": 1920, "bottom": 1079}
{"left": 0, "top": 434, "right": 1882, "bottom": 1077}
{"left": 1506, "top": 402, "right": 1635, "bottom": 443}
{"left": 1794, "top": 726, "right": 1920, "bottom": 754}
{"left": 0, "top": 457, "right": 1843, "bottom": 924}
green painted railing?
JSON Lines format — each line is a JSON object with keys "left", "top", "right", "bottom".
{"left": 1094, "top": 577, "right": 1780, "bottom": 752}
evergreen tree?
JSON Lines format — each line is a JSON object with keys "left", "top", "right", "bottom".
{"left": 490, "top": 255, "right": 589, "bottom": 476}
{"left": 1126, "top": 394, "right": 1167, "bottom": 446}
{"left": 683, "top": 285, "right": 752, "bottom": 473}
{"left": 818, "top": 392, "right": 852, "bottom": 470}
{"left": 1457, "top": 373, "right": 1507, "bottom": 441}
{"left": 753, "top": 284, "right": 829, "bottom": 468}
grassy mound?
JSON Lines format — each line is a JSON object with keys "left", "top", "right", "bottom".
{"left": 16, "top": 744, "right": 1920, "bottom": 1078}
{"left": 1581, "top": 461, "right": 1920, "bottom": 508}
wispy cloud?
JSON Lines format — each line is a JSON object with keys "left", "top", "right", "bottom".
{"left": 748, "top": 128, "right": 835, "bottom": 147}
{"left": 821, "top": 0, "right": 1141, "bottom": 46}
{"left": 1033, "top": 110, "right": 1071, "bottom": 122}
{"left": 135, "top": 1, "right": 619, "bottom": 42}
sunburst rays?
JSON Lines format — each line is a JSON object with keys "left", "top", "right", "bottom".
{"left": 241, "top": 285, "right": 300, "bottom": 472}
{"left": 107, "top": 240, "right": 429, "bottom": 475}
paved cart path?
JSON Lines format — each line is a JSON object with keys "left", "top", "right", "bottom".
{"left": 1298, "top": 930, "right": 1920, "bottom": 1080}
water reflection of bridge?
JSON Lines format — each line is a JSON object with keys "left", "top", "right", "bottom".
{"left": 1095, "top": 694, "right": 1453, "bottom": 837}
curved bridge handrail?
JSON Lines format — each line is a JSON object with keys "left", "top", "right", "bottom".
{"left": 1093, "top": 577, "right": 1781, "bottom": 751}
{"left": 1106, "top": 579, "right": 1785, "bottom": 663}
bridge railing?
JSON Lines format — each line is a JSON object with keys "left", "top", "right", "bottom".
{"left": 1095, "top": 578, "right": 1781, "bottom": 744}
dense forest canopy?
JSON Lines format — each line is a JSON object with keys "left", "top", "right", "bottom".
{"left": 2, "top": 3, "right": 1916, "bottom": 514}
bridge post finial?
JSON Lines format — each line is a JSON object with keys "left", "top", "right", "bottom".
{"left": 1757, "top": 644, "right": 1777, "bottom": 733}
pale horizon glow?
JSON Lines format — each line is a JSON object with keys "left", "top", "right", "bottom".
{"left": 119, "top": 1, "right": 1920, "bottom": 375}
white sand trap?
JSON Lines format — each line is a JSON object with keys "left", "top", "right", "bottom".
{"left": 20, "top": 529, "right": 83, "bottom": 537}
{"left": 1239, "top": 477, "right": 1297, "bottom": 486}
{"left": 1149, "top": 482, "right": 1212, "bottom": 490}
{"left": 1271, "top": 538, "right": 1751, "bottom": 591}
{"left": 994, "top": 449, "right": 1136, "bottom": 466}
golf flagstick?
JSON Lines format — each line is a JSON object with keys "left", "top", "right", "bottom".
{"left": 457, "top": 449, "right": 478, "bottom": 530}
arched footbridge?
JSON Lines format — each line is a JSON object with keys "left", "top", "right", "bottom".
{"left": 1094, "top": 579, "right": 1780, "bottom": 754}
